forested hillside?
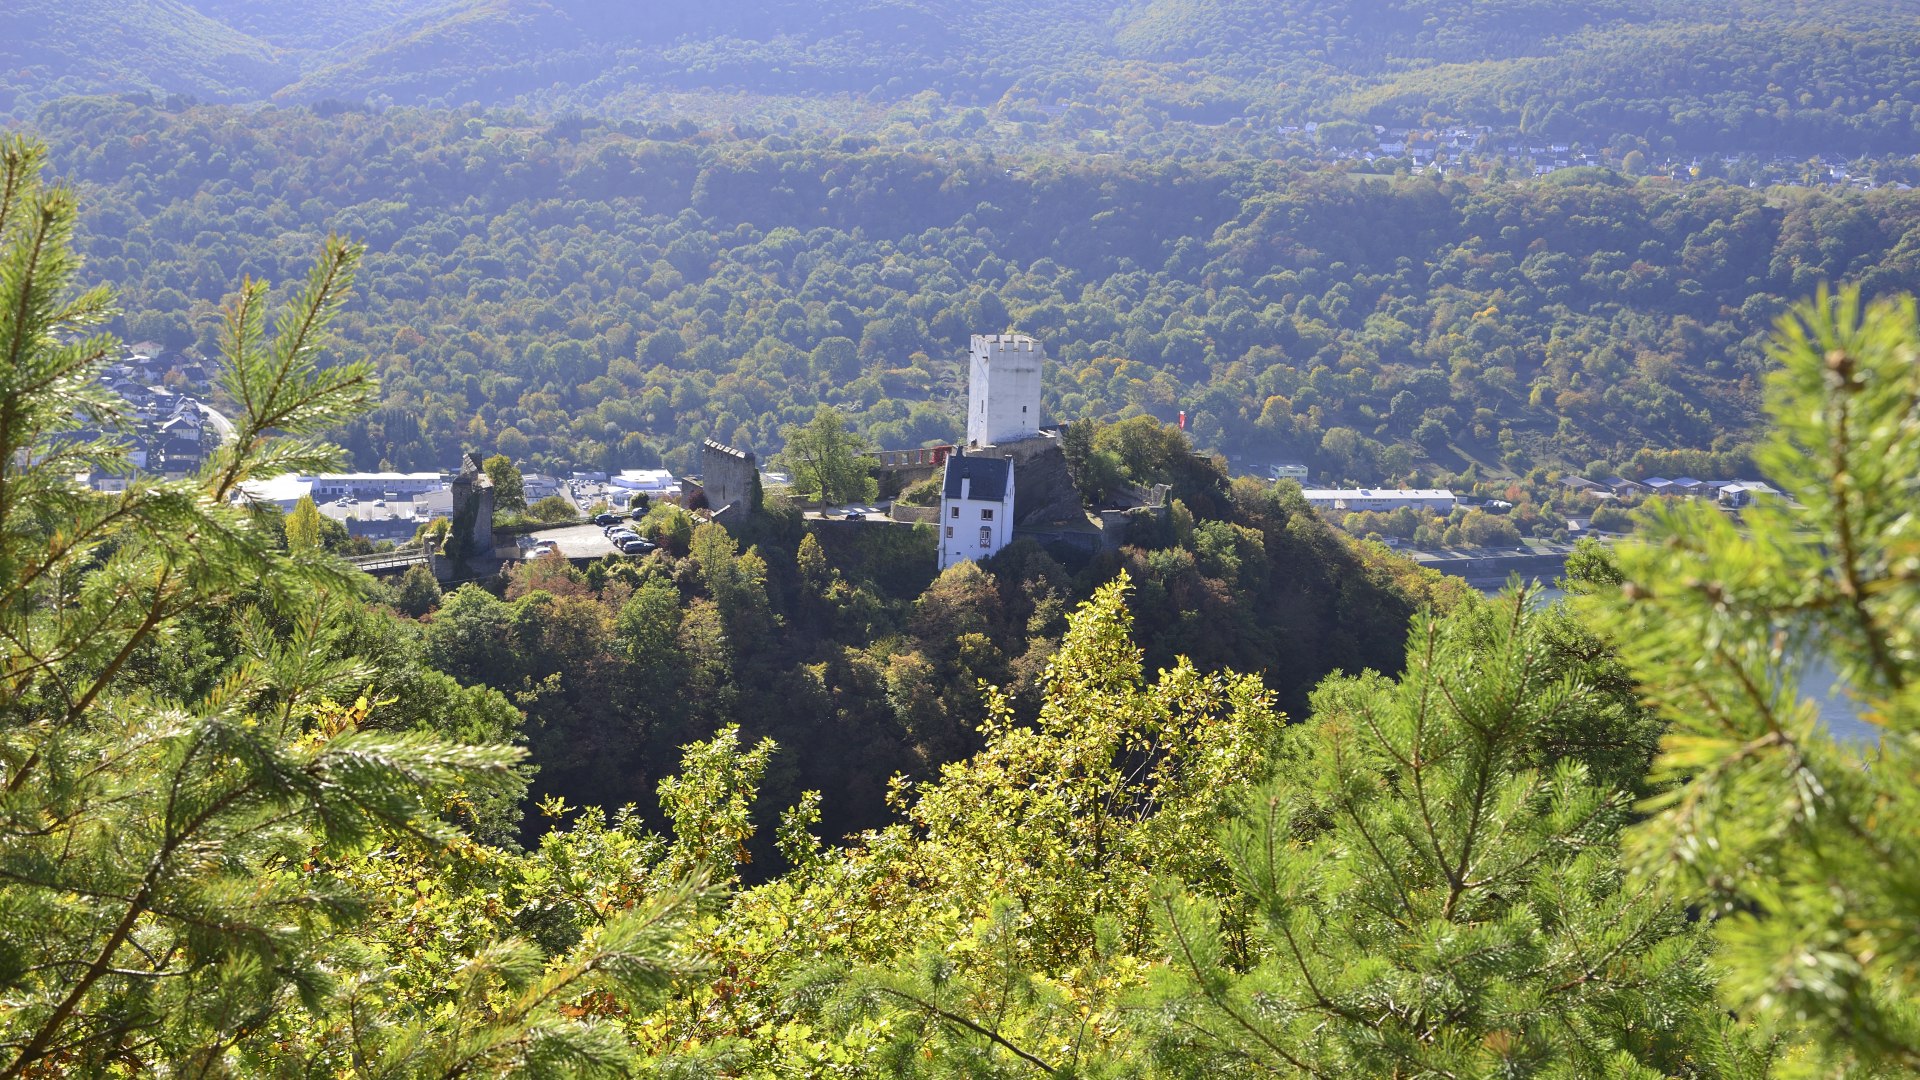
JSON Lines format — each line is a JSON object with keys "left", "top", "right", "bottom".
{"left": 8, "top": 130, "right": 1920, "bottom": 1067}
{"left": 6, "top": 0, "right": 1920, "bottom": 154}
{"left": 30, "top": 99, "right": 1920, "bottom": 482}
{"left": 10, "top": 0, "right": 1920, "bottom": 1064}
{"left": 0, "top": 0, "right": 291, "bottom": 110}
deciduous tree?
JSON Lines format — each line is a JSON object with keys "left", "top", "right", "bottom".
{"left": 285, "top": 492, "right": 323, "bottom": 549}
{"left": 485, "top": 452, "right": 528, "bottom": 511}
{"left": 779, "top": 405, "right": 876, "bottom": 504}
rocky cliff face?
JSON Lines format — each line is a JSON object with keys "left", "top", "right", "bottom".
{"left": 970, "top": 435, "right": 1084, "bottom": 527}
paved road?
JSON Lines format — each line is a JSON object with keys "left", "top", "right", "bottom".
{"left": 196, "top": 402, "right": 235, "bottom": 444}
{"left": 520, "top": 523, "right": 619, "bottom": 558}
{"left": 801, "top": 503, "right": 895, "bottom": 522}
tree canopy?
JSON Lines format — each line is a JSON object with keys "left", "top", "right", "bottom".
{"left": 20, "top": 98, "right": 1920, "bottom": 496}
{"left": 779, "top": 405, "right": 878, "bottom": 504}
{"left": 0, "top": 134, "right": 700, "bottom": 1074}
{"left": 5, "top": 106, "right": 1920, "bottom": 1073}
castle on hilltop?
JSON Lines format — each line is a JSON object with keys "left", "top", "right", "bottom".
{"left": 941, "top": 334, "right": 1054, "bottom": 570}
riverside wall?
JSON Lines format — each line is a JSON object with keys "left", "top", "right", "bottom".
{"left": 1414, "top": 550, "right": 1569, "bottom": 586}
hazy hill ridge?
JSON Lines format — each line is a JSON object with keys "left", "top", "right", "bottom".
{"left": 6, "top": 0, "right": 1920, "bottom": 153}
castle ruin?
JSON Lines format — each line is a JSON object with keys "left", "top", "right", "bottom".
{"left": 700, "top": 437, "right": 758, "bottom": 522}
{"left": 446, "top": 451, "right": 495, "bottom": 565}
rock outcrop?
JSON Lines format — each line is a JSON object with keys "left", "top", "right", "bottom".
{"left": 970, "top": 434, "right": 1083, "bottom": 527}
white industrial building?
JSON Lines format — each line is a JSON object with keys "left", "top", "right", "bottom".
{"left": 1718, "top": 481, "right": 1784, "bottom": 508}
{"left": 306, "top": 472, "right": 445, "bottom": 502}
{"left": 967, "top": 334, "right": 1044, "bottom": 447}
{"left": 1300, "top": 488, "right": 1457, "bottom": 514}
{"left": 611, "top": 468, "right": 677, "bottom": 495}
{"left": 236, "top": 472, "right": 449, "bottom": 512}
{"left": 234, "top": 473, "right": 317, "bottom": 512}
{"left": 938, "top": 455, "right": 1015, "bottom": 571}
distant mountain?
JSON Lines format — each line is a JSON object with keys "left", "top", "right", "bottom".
{"left": 5, "top": 0, "right": 1919, "bottom": 154}
{"left": 278, "top": 0, "right": 1119, "bottom": 106}
{"left": 0, "top": 0, "right": 290, "bottom": 110}
{"left": 278, "top": 0, "right": 615, "bottom": 105}
{"left": 186, "top": 0, "right": 443, "bottom": 54}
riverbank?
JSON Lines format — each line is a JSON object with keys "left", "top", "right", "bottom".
{"left": 1415, "top": 546, "right": 1572, "bottom": 589}
{"left": 1474, "top": 582, "right": 1875, "bottom": 745}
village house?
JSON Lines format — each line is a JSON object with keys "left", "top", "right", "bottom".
{"left": 937, "top": 455, "right": 1015, "bottom": 571}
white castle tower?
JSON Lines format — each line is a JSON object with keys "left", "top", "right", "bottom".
{"left": 966, "top": 333, "right": 1044, "bottom": 447}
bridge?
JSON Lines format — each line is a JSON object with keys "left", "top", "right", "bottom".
{"left": 345, "top": 547, "right": 432, "bottom": 576}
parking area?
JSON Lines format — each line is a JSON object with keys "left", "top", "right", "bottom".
{"left": 516, "top": 522, "right": 619, "bottom": 559}
{"left": 803, "top": 502, "right": 893, "bottom": 521}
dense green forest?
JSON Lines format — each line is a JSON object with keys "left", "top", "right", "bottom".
{"left": 213, "top": 408, "right": 1469, "bottom": 846}
{"left": 23, "top": 98, "right": 1920, "bottom": 484}
{"left": 8, "top": 0, "right": 1920, "bottom": 1070}
{"left": 7, "top": 134, "right": 1920, "bottom": 1072}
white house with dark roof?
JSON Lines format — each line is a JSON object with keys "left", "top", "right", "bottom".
{"left": 938, "top": 454, "right": 1015, "bottom": 571}
{"left": 1718, "top": 481, "right": 1784, "bottom": 508}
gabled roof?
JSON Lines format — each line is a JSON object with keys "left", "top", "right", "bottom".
{"left": 943, "top": 455, "right": 1011, "bottom": 502}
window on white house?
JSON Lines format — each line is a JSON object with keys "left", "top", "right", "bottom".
{"left": 980, "top": 508, "right": 992, "bottom": 520}
{"left": 979, "top": 526, "right": 991, "bottom": 548}
{"left": 945, "top": 526, "right": 953, "bottom": 538}
{"left": 950, "top": 506, "right": 959, "bottom": 519}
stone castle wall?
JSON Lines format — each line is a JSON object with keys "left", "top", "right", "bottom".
{"left": 701, "top": 438, "right": 757, "bottom": 515}
{"left": 448, "top": 451, "right": 494, "bottom": 566}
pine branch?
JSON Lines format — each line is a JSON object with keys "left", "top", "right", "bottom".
{"left": 869, "top": 986, "right": 1059, "bottom": 1075}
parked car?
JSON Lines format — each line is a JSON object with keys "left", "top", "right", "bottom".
{"left": 592, "top": 512, "right": 619, "bottom": 526}
{"left": 608, "top": 530, "right": 639, "bottom": 544}
{"left": 843, "top": 510, "right": 865, "bottom": 520}
{"left": 620, "top": 538, "right": 656, "bottom": 555}
{"left": 529, "top": 541, "right": 558, "bottom": 557}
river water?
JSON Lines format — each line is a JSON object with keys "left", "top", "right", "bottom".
{"left": 1494, "top": 585, "right": 1876, "bottom": 745}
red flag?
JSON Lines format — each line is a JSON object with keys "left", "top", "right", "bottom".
{"left": 1178, "top": 411, "right": 1186, "bottom": 429}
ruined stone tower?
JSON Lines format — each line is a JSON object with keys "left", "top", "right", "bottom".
{"left": 447, "top": 452, "right": 495, "bottom": 563}
{"left": 700, "top": 438, "right": 757, "bottom": 519}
